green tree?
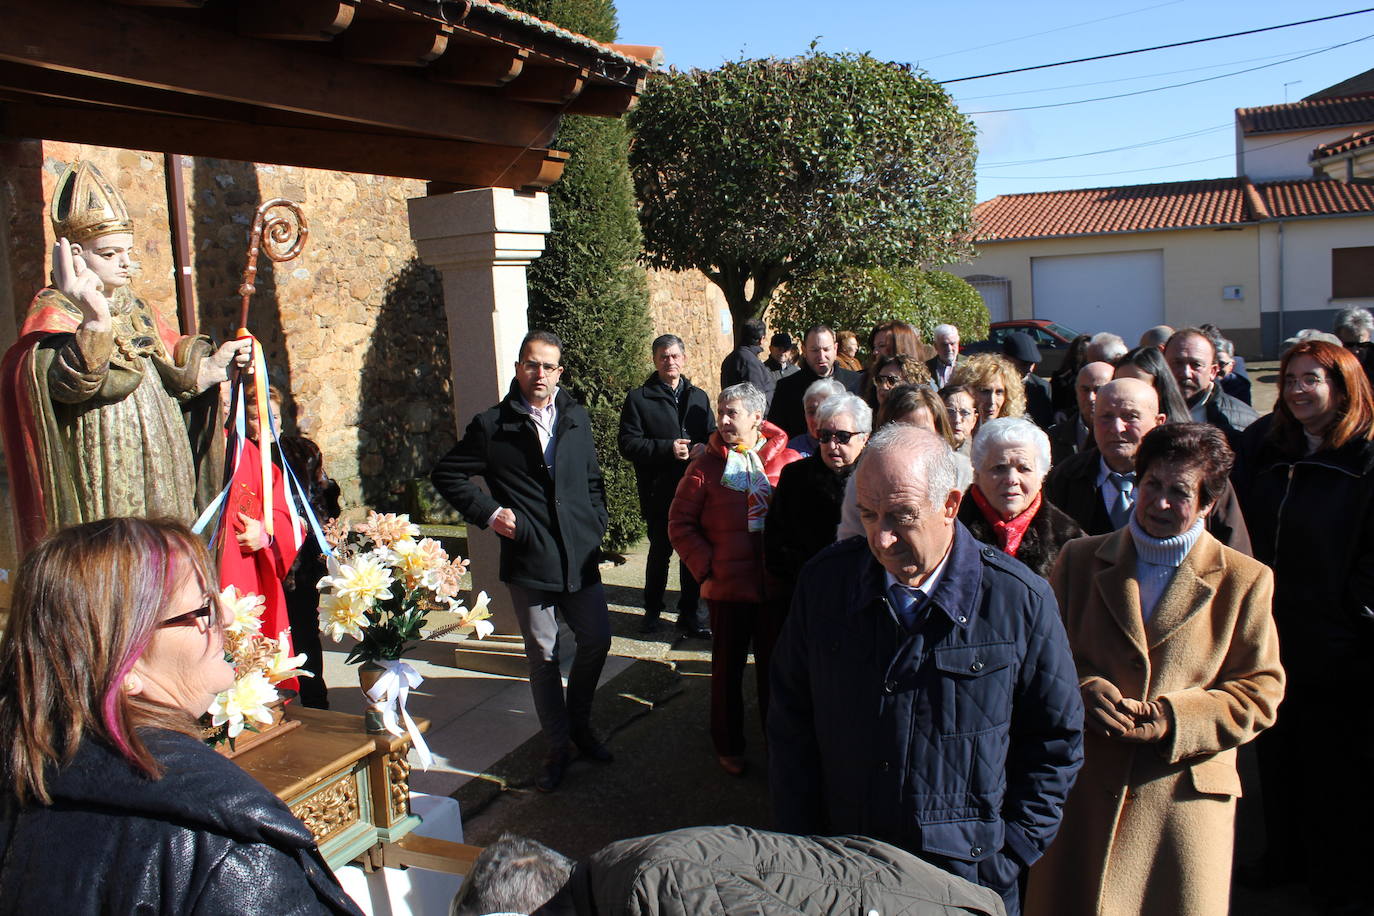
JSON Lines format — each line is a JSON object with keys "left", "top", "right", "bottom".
{"left": 504, "top": 0, "right": 650, "bottom": 552}
{"left": 768, "top": 267, "right": 989, "bottom": 345}
{"left": 629, "top": 51, "right": 976, "bottom": 339}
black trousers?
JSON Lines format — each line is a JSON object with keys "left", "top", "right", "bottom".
{"left": 643, "top": 507, "right": 703, "bottom": 629}
{"left": 707, "top": 599, "right": 786, "bottom": 757}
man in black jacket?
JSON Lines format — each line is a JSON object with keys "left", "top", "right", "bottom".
{"left": 1002, "top": 332, "right": 1055, "bottom": 430}
{"left": 1043, "top": 378, "right": 1251, "bottom": 553}
{"left": 1164, "top": 328, "right": 1258, "bottom": 448}
{"left": 720, "top": 317, "right": 775, "bottom": 406}
{"left": 431, "top": 330, "right": 613, "bottom": 793}
{"left": 767, "top": 324, "right": 864, "bottom": 438}
{"left": 618, "top": 334, "right": 715, "bottom": 637}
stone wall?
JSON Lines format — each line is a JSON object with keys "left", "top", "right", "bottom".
{"left": 0, "top": 143, "right": 455, "bottom": 523}
{"left": 645, "top": 267, "right": 734, "bottom": 401}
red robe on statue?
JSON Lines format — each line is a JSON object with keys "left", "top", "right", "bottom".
{"left": 217, "top": 436, "right": 302, "bottom": 694}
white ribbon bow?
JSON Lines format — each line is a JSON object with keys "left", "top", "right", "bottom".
{"left": 364, "top": 659, "right": 433, "bottom": 770}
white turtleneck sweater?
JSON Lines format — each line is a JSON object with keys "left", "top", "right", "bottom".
{"left": 1127, "top": 514, "right": 1205, "bottom": 621}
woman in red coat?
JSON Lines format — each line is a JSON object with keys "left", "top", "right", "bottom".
{"left": 670, "top": 382, "right": 802, "bottom": 777}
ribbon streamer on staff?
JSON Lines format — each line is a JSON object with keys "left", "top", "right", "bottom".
{"left": 364, "top": 660, "right": 434, "bottom": 771}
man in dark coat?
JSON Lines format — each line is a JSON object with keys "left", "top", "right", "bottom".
{"left": 720, "top": 317, "right": 775, "bottom": 406}
{"left": 618, "top": 333, "right": 715, "bottom": 637}
{"left": 1002, "top": 332, "right": 1054, "bottom": 430}
{"left": 769, "top": 425, "right": 1084, "bottom": 916}
{"left": 431, "top": 330, "right": 612, "bottom": 793}
{"left": 1164, "top": 328, "right": 1257, "bottom": 448}
{"left": 1043, "top": 378, "right": 1251, "bottom": 553}
{"left": 767, "top": 324, "right": 864, "bottom": 438}
{"left": 1048, "top": 360, "right": 1112, "bottom": 465}
{"left": 926, "top": 323, "right": 962, "bottom": 390}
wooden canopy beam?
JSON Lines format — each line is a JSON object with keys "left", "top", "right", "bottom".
{"left": 565, "top": 83, "right": 641, "bottom": 117}
{"left": 428, "top": 45, "right": 528, "bottom": 87}
{"left": 0, "top": 96, "right": 569, "bottom": 190}
{"left": 332, "top": 20, "right": 450, "bottom": 66}
{"left": 503, "top": 66, "right": 586, "bottom": 106}
{"left": 0, "top": 0, "right": 560, "bottom": 149}
{"left": 236, "top": 0, "right": 358, "bottom": 42}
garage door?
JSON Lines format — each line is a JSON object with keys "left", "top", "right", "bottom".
{"left": 1031, "top": 250, "right": 1164, "bottom": 345}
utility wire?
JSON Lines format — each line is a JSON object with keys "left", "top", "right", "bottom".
{"left": 982, "top": 125, "right": 1338, "bottom": 181}
{"left": 918, "top": 1, "right": 1184, "bottom": 64}
{"left": 958, "top": 44, "right": 1327, "bottom": 102}
{"left": 980, "top": 123, "right": 1233, "bottom": 168}
{"left": 963, "top": 32, "right": 1374, "bottom": 114}
{"left": 939, "top": 6, "right": 1374, "bottom": 83}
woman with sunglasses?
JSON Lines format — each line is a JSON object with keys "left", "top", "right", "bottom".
{"left": 0, "top": 518, "right": 362, "bottom": 914}
{"left": 766, "top": 394, "right": 872, "bottom": 603}
{"left": 869, "top": 353, "right": 932, "bottom": 410}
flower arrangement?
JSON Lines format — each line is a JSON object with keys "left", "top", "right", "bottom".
{"left": 205, "top": 585, "right": 310, "bottom": 744}
{"left": 318, "top": 511, "right": 493, "bottom": 664}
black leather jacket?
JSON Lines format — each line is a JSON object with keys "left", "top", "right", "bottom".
{"left": 0, "top": 729, "right": 362, "bottom": 915}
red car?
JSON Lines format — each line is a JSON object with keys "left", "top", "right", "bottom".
{"left": 963, "top": 319, "right": 1082, "bottom": 376}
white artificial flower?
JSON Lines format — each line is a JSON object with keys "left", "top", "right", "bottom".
{"left": 318, "top": 592, "right": 368, "bottom": 642}
{"left": 207, "top": 670, "right": 278, "bottom": 738}
{"left": 330, "top": 554, "right": 395, "bottom": 607}
{"left": 219, "top": 585, "right": 265, "bottom": 638}
{"left": 266, "top": 633, "right": 313, "bottom": 684}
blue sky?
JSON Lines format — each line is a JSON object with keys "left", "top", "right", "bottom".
{"left": 614, "top": 1, "right": 1374, "bottom": 202}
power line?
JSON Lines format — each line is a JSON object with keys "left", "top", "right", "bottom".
{"left": 979, "top": 123, "right": 1233, "bottom": 168}
{"left": 963, "top": 32, "right": 1374, "bottom": 115}
{"left": 918, "top": 1, "right": 1184, "bottom": 64}
{"left": 957, "top": 44, "right": 1328, "bottom": 102}
{"left": 939, "top": 6, "right": 1374, "bottom": 84}
{"left": 981, "top": 125, "right": 1340, "bottom": 181}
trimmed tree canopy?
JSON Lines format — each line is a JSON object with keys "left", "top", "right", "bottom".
{"left": 628, "top": 51, "right": 977, "bottom": 336}
{"left": 768, "top": 267, "right": 989, "bottom": 346}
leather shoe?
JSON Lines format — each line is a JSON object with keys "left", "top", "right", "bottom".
{"left": 717, "top": 754, "right": 746, "bottom": 777}
{"left": 572, "top": 729, "right": 614, "bottom": 763}
{"left": 639, "top": 616, "right": 663, "bottom": 634}
{"left": 535, "top": 749, "right": 570, "bottom": 792}
{"left": 676, "top": 625, "right": 713, "bottom": 640}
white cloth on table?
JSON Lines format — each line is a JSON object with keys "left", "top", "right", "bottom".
{"left": 333, "top": 793, "right": 466, "bottom": 916}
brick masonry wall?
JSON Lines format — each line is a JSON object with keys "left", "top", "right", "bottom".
{"left": 645, "top": 267, "right": 734, "bottom": 401}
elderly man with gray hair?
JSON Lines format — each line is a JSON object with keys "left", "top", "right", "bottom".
{"left": 1334, "top": 305, "right": 1374, "bottom": 388}
{"left": 769, "top": 424, "right": 1084, "bottom": 916}
{"left": 927, "top": 323, "right": 962, "bottom": 389}
{"left": 788, "top": 377, "right": 847, "bottom": 457}
{"left": 1084, "top": 332, "right": 1128, "bottom": 365}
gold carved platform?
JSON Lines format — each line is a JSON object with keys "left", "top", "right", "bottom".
{"left": 233, "top": 706, "right": 482, "bottom": 874}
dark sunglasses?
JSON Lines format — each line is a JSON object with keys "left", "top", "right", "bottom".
{"left": 158, "top": 602, "right": 215, "bottom": 629}
{"left": 818, "top": 428, "right": 862, "bottom": 444}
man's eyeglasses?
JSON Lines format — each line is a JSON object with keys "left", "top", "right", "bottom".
{"left": 158, "top": 602, "right": 215, "bottom": 629}
{"left": 521, "top": 360, "right": 562, "bottom": 374}
{"left": 875, "top": 375, "right": 904, "bottom": 388}
{"left": 819, "top": 428, "right": 862, "bottom": 444}
{"left": 946, "top": 408, "right": 976, "bottom": 420}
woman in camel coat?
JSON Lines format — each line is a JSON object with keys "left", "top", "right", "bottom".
{"left": 1024, "top": 424, "right": 1284, "bottom": 916}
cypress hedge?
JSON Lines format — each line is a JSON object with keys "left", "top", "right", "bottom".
{"left": 503, "top": 0, "right": 651, "bottom": 553}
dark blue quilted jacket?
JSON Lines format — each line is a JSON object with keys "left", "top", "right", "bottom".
{"left": 768, "top": 524, "right": 1083, "bottom": 913}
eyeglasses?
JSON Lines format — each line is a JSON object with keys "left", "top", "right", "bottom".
{"left": 818, "top": 428, "right": 863, "bottom": 444}
{"left": 1283, "top": 373, "right": 1329, "bottom": 391}
{"left": 520, "top": 360, "right": 562, "bottom": 374}
{"left": 875, "top": 375, "right": 904, "bottom": 388}
{"left": 946, "top": 408, "right": 976, "bottom": 420}
{"left": 158, "top": 602, "right": 215, "bottom": 629}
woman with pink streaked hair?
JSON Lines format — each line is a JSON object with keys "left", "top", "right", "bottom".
{"left": 0, "top": 517, "right": 360, "bottom": 914}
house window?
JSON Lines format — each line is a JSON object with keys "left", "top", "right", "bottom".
{"left": 1333, "top": 247, "right": 1374, "bottom": 299}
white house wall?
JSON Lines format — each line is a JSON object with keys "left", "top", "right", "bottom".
{"left": 1237, "top": 126, "right": 1370, "bottom": 181}
{"left": 955, "top": 227, "right": 1261, "bottom": 355}
{"left": 1255, "top": 214, "right": 1374, "bottom": 351}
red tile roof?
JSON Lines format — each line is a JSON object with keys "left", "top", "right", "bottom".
{"left": 974, "top": 177, "right": 1374, "bottom": 242}
{"left": 1236, "top": 92, "right": 1374, "bottom": 135}
{"left": 1311, "top": 129, "right": 1374, "bottom": 160}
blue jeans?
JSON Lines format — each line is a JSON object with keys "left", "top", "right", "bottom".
{"left": 506, "top": 582, "right": 612, "bottom": 751}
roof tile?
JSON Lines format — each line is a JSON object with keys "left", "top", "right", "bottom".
{"left": 1236, "top": 92, "right": 1374, "bottom": 135}
{"left": 1311, "top": 129, "right": 1374, "bottom": 160}
{"left": 974, "top": 177, "right": 1374, "bottom": 242}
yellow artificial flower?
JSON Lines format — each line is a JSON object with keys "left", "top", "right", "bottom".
{"left": 328, "top": 554, "right": 394, "bottom": 607}
{"left": 318, "top": 592, "right": 368, "bottom": 642}
{"left": 266, "top": 633, "right": 313, "bottom": 684}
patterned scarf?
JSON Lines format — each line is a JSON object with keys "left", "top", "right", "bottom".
{"left": 970, "top": 485, "right": 1041, "bottom": 558}
{"left": 720, "top": 436, "right": 773, "bottom": 532}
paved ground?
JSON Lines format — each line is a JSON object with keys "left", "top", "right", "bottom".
{"left": 452, "top": 369, "right": 1312, "bottom": 913}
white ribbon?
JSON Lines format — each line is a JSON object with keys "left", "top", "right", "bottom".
{"left": 363, "top": 659, "right": 433, "bottom": 770}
